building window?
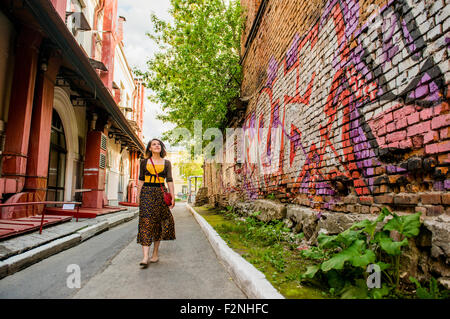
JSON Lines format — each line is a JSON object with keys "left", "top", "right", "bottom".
{"left": 47, "top": 110, "right": 67, "bottom": 202}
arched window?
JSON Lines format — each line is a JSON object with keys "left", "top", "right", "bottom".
{"left": 47, "top": 109, "right": 67, "bottom": 201}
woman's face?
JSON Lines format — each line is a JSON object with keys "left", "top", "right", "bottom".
{"left": 150, "top": 140, "right": 161, "bottom": 154}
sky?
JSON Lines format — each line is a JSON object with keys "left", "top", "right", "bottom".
{"left": 117, "top": 0, "right": 179, "bottom": 151}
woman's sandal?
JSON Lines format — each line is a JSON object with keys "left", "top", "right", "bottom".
{"left": 149, "top": 258, "right": 159, "bottom": 263}
{"left": 139, "top": 260, "right": 149, "bottom": 268}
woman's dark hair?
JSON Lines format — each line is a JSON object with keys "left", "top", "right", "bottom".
{"left": 145, "top": 138, "right": 167, "bottom": 158}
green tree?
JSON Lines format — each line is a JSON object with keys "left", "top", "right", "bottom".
{"left": 137, "top": 0, "right": 243, "bottom": 148}
{"left": 176, "top": 159, "right": 203, "bottom": 182}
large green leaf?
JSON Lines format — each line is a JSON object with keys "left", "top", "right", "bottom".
{"left": 400, "top": 212, "right": 422, "bottom": 237}
{"left": 321, "top": 248, "right": 350, "bottom": 271}
{"left": 382, "top": 213, "right": 401, "bottom": 232}
{"left": 301, "top": 265, "right": 320, "bottom": 279}
{"left": 340, "top": 279, "right": 369, "bottom": 299}
{"left": 350, "top": 219, "right": 375, "bottom": 231}
{"left": 351, "top": 249, "right": 376, "bottom": 267}
{"left": 317, "top": 233, "right": 338, "bottom": 248}
{"left": 379, "top": 207, "right": 392, "bottom": 220}
{"left": 321, "top": 240, "right": 374, "bottom": 272}
{"left": 383, "top": 212, "right": 421, "bottom": 238}
{"left": 378, "top": 236, "right": 409, "bottom": 255}
{"left": 336, "top": 229, "right": 364, "bottom": 247}
{"left": 351, "top": 208, "right": 388, "bottom": 234}
{"left": 374, "top": 261, "right": 391, "bottom": 271}
{"left": 300, "top": 247, "right": 326, "bottom": 260}
{"left": 370, "top": 284, "right": 391, "bottom": 299}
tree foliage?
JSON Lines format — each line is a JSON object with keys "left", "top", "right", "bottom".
{"left": 175, "top": 152, "right": 203, "bottom": 182}
{"left": 137, "top": 0, "right": 243, "bottom": 147}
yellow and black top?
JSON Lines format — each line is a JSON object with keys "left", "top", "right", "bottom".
{"left": 139, "top": 158, "right": 173, "bottom": 184}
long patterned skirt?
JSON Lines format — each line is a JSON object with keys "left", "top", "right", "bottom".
{"left": 137, "top": 185, "right": 176, "bottom": 246}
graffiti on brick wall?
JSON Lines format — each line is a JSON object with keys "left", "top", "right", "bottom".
{"left": 239, "top": 0, "right": 449, "bottom": 202}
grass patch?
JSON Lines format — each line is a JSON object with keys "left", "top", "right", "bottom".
{"left": 194, "top": 205, "right": 332, "bottom": 299}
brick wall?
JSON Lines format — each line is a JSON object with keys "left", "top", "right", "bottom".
{"left": 205, "top": 0, "right": 450, "bottom": 218}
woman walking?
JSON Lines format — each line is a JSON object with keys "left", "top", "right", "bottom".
{"left": 137, "top": 138, "right": 175, "bottom": 268}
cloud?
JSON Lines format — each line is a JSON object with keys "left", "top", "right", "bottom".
{"left": 118, "top": 0, "right": 181, "bottom": 150}
{"left": 118, "top": 0, "right": 172, "bottom": 70}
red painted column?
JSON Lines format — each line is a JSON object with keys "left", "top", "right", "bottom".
{"left": 50, "top": 0, "right": 67, "bottom": 21}
{"left": 82, "top": 130, "right": 107, "bottom": 208}
{"left": 25, "top": 51, "right": 62, "bottom": 213}
{"left": 1, "top": 27, "right": 42, "bottom": 195}
{"left": 100, "top": 0, "right": 118, "bottom": 91}
{"left": 125, "top": 151, "right": 138, "bottom": 204}
{"left": 130, "top": 151, "right": 134, "bottom": 180}
{"left": 113, "top": 88, "right": 121, "bottom": 105}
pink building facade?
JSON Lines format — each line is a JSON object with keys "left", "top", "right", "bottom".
{"left": 0, "top": 0, "right": 145, "bottom": 220}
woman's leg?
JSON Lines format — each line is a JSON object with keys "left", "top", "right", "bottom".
{"left": 150, "top": 241, "right": 160, "bottom": 261}
{"left": 141, "top": 245, "right": 150, "bottom": 263}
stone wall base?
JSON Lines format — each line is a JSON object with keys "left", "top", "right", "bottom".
{"left": 218, "top": 198, "right": 450, "bottom": 288}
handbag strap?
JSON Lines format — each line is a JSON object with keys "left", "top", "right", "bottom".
{"left": 149, "top": 157, "right": 166, "bottom": 194}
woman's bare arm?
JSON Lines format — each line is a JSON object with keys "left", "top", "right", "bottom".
{"left": 137, "top": 180, "right": 144, "bottom": 204}
{"left": 166, "top": 161, "right": 175, "bottom": 209}
{"left": 168, "top": 181, "right": 175, "bottom": 208}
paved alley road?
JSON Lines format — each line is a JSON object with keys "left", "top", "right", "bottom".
{"left": 0, "top": 203, "right": 246, "bottom": 299}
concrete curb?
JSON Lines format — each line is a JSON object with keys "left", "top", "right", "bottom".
{"left": 106, "top": 211, "right": 137, "bottom": 228}
{"left": 186, "top": 203, "right": 285, "bottom": 299}
{"left": 3, "top": 234, "right": 81, "bottom": 277}
{"left": 0, "top": 208, "right": 139, "bottom": 279}
{"left": 77, "top": 221, "right": 110, "bottom": 242}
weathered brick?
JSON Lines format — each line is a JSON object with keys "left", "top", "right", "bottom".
{"left": 388, "top": 175, "right": 403, "bottom": 184}
{"left": 415, "top": 206, "right": 427, "bottom": 214}
{"left": 420, "top": 192, "right": 442, "bottom": 204}
{"left": 373, "top": 184, "right": 390, "bottom": 194}
{"left": 374, "top": 194, "right": 394, "bottom": 204}
{"left": 393, "top": 105, "right": 415, "bottom": 119}
{"left": 386, "top": 130, "right": 407, "bottom": 143}
{"left": 399, "top": 139, "right": 413, "bottom": 149}
{"left": 387, "top": 122, "right": 396, "bottom": 133}
{"left": 431, "top": 114, "right": 450, "bottom": 130}
{"left": 425, "top": 143, "right": 440, "bottom": 154}
{"left": 343, "top": 196, "right": 358, "bottom": 204}
{"left": 420, "top": 108, "right": 434, "bottom": 121}
{"left": 396, "top": 118, "right": 408, "bottom": 129}
{"left": 412, "top": 135, "right": 424, "bottom": 149}
{"left": 394, "top": 194, "right": 419, "bottom": 205}
{"left": 440, "top": 127, "right": 450, "bottom": 139}
{"left": 425, "top": 205, "right": 444, "bottom": 216}
{"left": 423, "top": 130, "right": 439, "bottom": 144}
{"left": 437, "top": 141, "right": 450, "bottom": 153}
{"left": 370, "top": 206, "right": 381, "bottom": 214}
{"left": 407, "top": 121, "right": 431, "bottom": 137}
{"left": 406, "top": 112, "right": 420, "bottom": 125}
{"left": 359, "top": 196, "right": 374, "bottom": 205}
{"left": 442, "top": 193, "right": 450, "bottom": 205}
{"left": 437, "top": 153, "right": 450, "bottom": 165}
